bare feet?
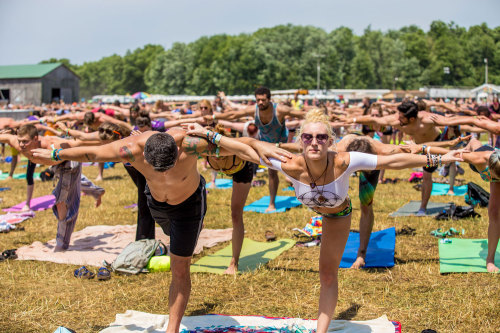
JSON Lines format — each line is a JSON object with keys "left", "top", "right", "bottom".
{"left": 95, "top": 176, "right": 103, "bottom": 182}
{"left": 5, "top": 176, "right": 12, "bottom": 180}
{"left": 95, "top": 192, "right": 105, "bottom": 208}
{"left": 20, "top": 204, "right": 31, "bottom": 212}
{"left": 53, "top": 246, "right": 67, "bottom": 252}
{"left": 224, "top": 264, "right": 238, "bottom": 275}
{"left": 486, "top": 262, "right": 499, "bottom": 273}
{"left": 350, "top": 256, "right": 366, "bottom": 269}
{"left": 447, "top": 189, "right": 455, "bottom": 196}
{"left": 264, "top": 205, "right": 276, "bottom": 213}
{"left": 207, "top": 183, "right": 216, "bottom": 189}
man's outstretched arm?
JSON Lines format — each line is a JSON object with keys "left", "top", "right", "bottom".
{"left": 32, "top": 134, "right": 146, "bottom": 163}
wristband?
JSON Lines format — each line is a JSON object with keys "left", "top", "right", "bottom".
{"left": 51, "top": 149, "right": 57, "bottom": 161}
{"left": 426, "top": 146, "right": 431, "bottom": 155}
{"left": 66, "top": 129, "right": 70, "bottom": 136}
{"left": 439, "top": 155, "right": 442, "bottom": 167}
{"left": 212, "top": 114, "right": 216, "bottom": 120}
{"left": 353, "top": 118, "right": 356, "bottom": 124}
{"left": 422, "top": 145, "right": 427, "bottom": 155}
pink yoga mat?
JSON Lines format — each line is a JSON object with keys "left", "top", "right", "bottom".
{"left": 3, "top": 195, "right": 56, "bottom": 212}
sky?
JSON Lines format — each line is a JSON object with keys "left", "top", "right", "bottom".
{"left": 1, "top": 0, "right": 499, "bottom": 66}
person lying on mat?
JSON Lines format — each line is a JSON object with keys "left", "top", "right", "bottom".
{"left": 405, "top": 137, "right": 500, "bottom": 273}
{"left": 31, "top": 127, "right": 288, "bottom": 333}
{"left": 182, "top": 109, "right": 463, "bottom": 333}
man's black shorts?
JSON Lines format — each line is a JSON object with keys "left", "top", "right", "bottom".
{"left": 145, "top": 176, "right": 207, "bottom": 257}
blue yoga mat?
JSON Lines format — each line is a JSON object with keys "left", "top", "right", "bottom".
{"left": 0, "top": 187, "right": 10, "bottom": 192}
{"left": 431, "top": 183, "right": 467, "bottom": 196}
{"left": 339, "top": 227, "right": 395, "bottom": 268}
{"left": 244, "top": 196, "right": 302, "bottom": 213}
{"left": 207, "top": 179, "right": 233, "bottom": 189}
{"left": 282, "top": 186, "right": 294, "bottom": 191}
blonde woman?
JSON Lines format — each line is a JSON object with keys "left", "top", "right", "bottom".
{"left": 184, "top": 109, "right": 462, "bottom": 332}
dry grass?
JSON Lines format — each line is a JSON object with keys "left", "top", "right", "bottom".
{"left": 0, "top": 161, "right": 499, "bottom": 333}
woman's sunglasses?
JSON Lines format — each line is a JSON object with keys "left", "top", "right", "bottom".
{"left": 99, "top": 128, "right": 121, "bottom": 137}
{"left": 200, "top": 106, "right": 209, "bottom": 110}
{"left": 300, "top": 133, "right": 329, "bottom": 145}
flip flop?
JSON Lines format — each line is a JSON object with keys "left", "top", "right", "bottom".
{"left": 97, "top": 267, "right": 111, "bottom": 281}
{"left": 430, "top": 229, "right": 447, "bottom": 238}
{"left": 448, "top": 227, "right": 464, "bottom": 236}
{"left": 1, "top": 249, "right": 17, "bottom": 260}
{"left": 74, "top": 266, "right": 95, "bottom": 279}
{"left": 265, "top": 230, "right": 276, "bottom": 242}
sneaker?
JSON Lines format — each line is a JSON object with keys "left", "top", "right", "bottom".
{"left": 415, "top": 208, "right": 426, "bottom": 217}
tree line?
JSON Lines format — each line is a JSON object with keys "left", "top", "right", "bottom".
{"left": 41, "top": 21, "right": 500, "bottom": 99}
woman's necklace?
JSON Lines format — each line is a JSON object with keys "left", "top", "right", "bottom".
{"left": 305, "top": 157, "right": 329, "bottom": 204}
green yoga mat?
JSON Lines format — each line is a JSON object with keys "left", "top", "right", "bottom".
{"left": 0, "top": 172, "right": 40, "bottom": 180}
{"left": 439, "top": 238, "right": 500, "bottom": 273}
{"left": 191, "top": 238, "right": 295, "bottom": 274}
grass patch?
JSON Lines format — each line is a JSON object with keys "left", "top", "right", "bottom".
{"left": 0, "top": 162, "right": 499, "bottom": 332}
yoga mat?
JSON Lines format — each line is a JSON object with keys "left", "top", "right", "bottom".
{"left": 0, "top": 211, "right": 35, "bottom": 225}
{"left": 207, "top": 178, "right": 233, "bottom": 189}
{"left": 0, "top": 187, "right": 10, "bottom": 192}
{"left": 0, "top": 172, "right": 40, "bottom": 180}
{"left": 100, "top": 311, "right": 396, "bottom": 333}
{"left": 16, "top": 226, "right": 233, "bottom": 267}
{"left": 191, "top": 238, "right": 295, "bottom": 274}
{"left": 439, "top": 238, "right": 500, "bottom": 273}
{"left": 282, "top": 186, "right": 294, "bottom": 191}
{"left": 125, "top": 203, "right": 137, "bottom": 209}
{"left": 389, "top": 201, "right": 453, "bottom": 217}
{"left": 244, "top": 196, "right": 302, "bottom": 213}
{"left": 431, "top": 183, "right": 467, "bottom": 196}
{"left": 3, "top": 194, "right": 55, "bottom": 212}
{"left": 340, "top": 227, "right": 395, "bottom": 268}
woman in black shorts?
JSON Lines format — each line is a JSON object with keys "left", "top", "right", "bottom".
{"left": 205, "top": 124, "right": 256, "bottom": 274}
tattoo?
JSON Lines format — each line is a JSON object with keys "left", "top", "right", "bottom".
{"left": 85, "top": 153, "right": 92, "bottom": 161}
{"left": 183, "top": 136, "right": 201, "bottom": 158}
{"left": 341, "top": 160, "right": 347, "bottom": 168}
{"left": 183, "top": 136, "right": 217, "bottom": 157}
{"left": 119, "top": 146, "right": 135, "bottom": 162}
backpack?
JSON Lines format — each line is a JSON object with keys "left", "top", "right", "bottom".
{"left": 40, "top": 167, "right": 55, "bottom": 182}
{"left": 434, "top": 203, "right": 480, "bottom": 220}
{"left": 110, "top": 239, "right": 166, "bottom": 274}
{"left": 465, "top": 182, "right": 489, "bottom": 207}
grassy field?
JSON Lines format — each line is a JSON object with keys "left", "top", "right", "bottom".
{"left": 0, "top": 160, "right": 499, "bottom": 332}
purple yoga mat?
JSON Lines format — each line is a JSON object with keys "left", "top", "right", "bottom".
{"left": 125, "top": 203, "right": 137, "bottom": 209}
{"left": 3, "top": 195, "right": 56, "bottom": 212}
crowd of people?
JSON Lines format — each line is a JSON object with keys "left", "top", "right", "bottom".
{"left": 0, "top": 88, "right": 498, "bottom": 333}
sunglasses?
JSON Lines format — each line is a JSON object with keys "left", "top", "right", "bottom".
{"left": 300, "top": 133, "right": 329, "bottom": 145}
{"left": 99, "top": 128, "right": 121, "bottom": 137}
{"left": 200, "top": 106, "right": 209, "bottom": 110}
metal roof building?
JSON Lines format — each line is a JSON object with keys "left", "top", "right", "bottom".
{"left": 0, "top": 63, "right": 79, "bottom": 106}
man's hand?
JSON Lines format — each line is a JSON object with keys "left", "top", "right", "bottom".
{"left": 31, "top": 148, "right": 53, "bottom": 162}
{"left": 252, "top": 142, "right": 292, "bottom": 164}
{"left": 400, "top": 143, "right": 422, "bottom": 154}
{"left": 182, "top": 122, "right": 207, "bottom": 137}
{"left": 442, "top": 150, "right": 464, "bottom": 164}
{"left": 451, "top": 135, "right": 472, "bottom": 146}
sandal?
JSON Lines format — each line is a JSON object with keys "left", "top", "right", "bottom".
{"left": 265, "top": 230, "right": 276, "bottom": 242}
{"left": 448, "top": 227, "right": 464, "bottom": 236}
{"left": 2, "top": 249, "right": 17, "bottom": 260}
{"left": 74, "top": 266, "right": 95, "bottom": 279}
{"left": 97, "top": 267, "right": 111, "bottom": 281}
{"left": 430, "top": 229, "right": 447, "bottom": 238}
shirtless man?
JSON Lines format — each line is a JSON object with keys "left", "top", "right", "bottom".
{"left": 213, "top": 87, "right": 305, "bottom": 212}
{"left": 0, "top": 124, "right": 104, "bottom": 251}
{"left": 346, "top": 101, "right": 443, "bottom": 216}
{"left": 32, "top": 128, "right": 287, "bottom": 333}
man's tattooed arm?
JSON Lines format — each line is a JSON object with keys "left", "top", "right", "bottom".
{"left": 119, "top": 146, "right": 135, "bottom": 162}
{"left": 183, "top": 136, "right": 217, "bottom": 157}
